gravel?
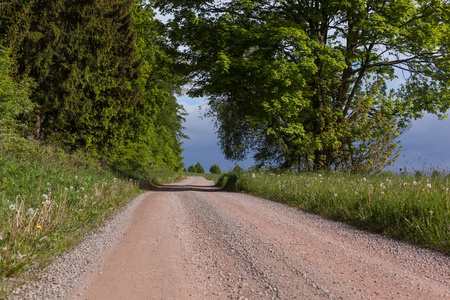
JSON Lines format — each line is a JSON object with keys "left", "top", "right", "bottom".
{"left": 8, "top": 177, "right": 450, "bottom": 299}
{"left": 8, "top": 192, "right": 150, "bottom": 300}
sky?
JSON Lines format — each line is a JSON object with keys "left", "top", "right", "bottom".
{"left": 178, "top": 96, "right": 450, "bottom": 174}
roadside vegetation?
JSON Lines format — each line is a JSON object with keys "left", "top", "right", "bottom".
{"left": 217, "top": 171, "right": 450, "bottom": 255}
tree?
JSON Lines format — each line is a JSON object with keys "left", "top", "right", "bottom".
{"left": 1, "top": 0, "right": 140, "bottom": 153}
{"left": 195, "top": 162, "right": 205, "bottom": 173}
{"left": 188, "top": 164, "right": 197, "bottom": 172}
{"left": 209, "top": 164, "right": 221, "bottom": 174}
{"left": 156, "top": 0, "right": 450, "bottom": 173}
{"left": 0, "top": 47, "right": 34, "bottom": 136}
{"left": 233, "top": 165, "right": 243, "bottom": 173}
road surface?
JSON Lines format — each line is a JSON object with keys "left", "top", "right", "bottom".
{"left": 68, "top": 176, "right": 450, "bottom": 299}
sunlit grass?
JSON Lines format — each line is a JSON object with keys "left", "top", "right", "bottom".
{"left": 217, "top": 171, "right": 450, "bottom": 254}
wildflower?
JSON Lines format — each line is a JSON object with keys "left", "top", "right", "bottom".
{"left": 427, "top": 183, "right": 432, "bottom": 188}
{"left": 75, "top": 176, "right": 78, "bottom": 180}
{"left": 42, "top": 194, "right": 49, "bottom": 200}
{"left": 403, "top": 182, "right": 408, "bottom": 187}
{"left": 70, "top": 186, "right": 74, "bottom": 190}
{"left": 44, "top": 200, "right": 52, "bottom": 206}
{"left": 252, "top": 173, "right": 256, "bottom": 178}
{"left": 47, "top": 182, "right": 51, "bottom": 186}
{"left": 318, "top": 174, "right": 322, "bottom": 177}
{"left": 413, "top": 181, "right": 418, "bottom": 186}
{"left": 381, "top": 191, "right": 385, "bottom": 195}
{"left": 0, "top": 233, "right": 3, "bottom": 240}
{"left": 36, "top": 225, "right": 42, "bottom": 230}
{"left": 334, "top": 194, "right": 338, "bottom": 197}
{"left": 380, "top": 183, "right": 386, "bottom": 189}
{"left": 9, "top": 204, "right": 16, "bottom": 211}
{"left": 362, "top": 177, "right": 367, "bottom": 182}
{"left": 65, "top": 187, "right": 68, "bottom": 191}
{"left": 80, "top": 187, "right": 85, "bottom": 191}
{"left": 27, "top": 208, "right": 35, "bottom": 215}
{"left": 429, "top": 211, "right": 434, "bottom": 216}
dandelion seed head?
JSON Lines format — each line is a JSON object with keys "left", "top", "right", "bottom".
{"left": 9, "top": 204, "right": 16, "bottom": 211}
{"left": 427, "top": 183, "right": 432, "bottom": 188}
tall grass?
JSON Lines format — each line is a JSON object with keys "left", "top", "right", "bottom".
{"left": 0, "top": 136, "right": 181, "bottom": 297}
{"left": 217, "top": 171, "right": 450, "bottom": 254}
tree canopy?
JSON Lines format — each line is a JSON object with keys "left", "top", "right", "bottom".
{"left": 0, "top": 0, "right": 187, "bottom": 176}
{"left": 156, "top": 0, "right": 450, "bottom": 173}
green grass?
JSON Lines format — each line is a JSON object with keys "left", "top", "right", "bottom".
{"left": 183, "top": 172, "right": 222, "bottom": 181}
{"left": 217, "top": 171, "right": 450, "bottom": 254}
{"left": 0, "top": 137, "right": 182, "bottom": 297}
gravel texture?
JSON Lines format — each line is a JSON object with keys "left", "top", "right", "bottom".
{"left": 8, "top": 192, "right": 150, "bottom": 300}
{"left": 9, "top": 176, "right": 450, "bottom": 299}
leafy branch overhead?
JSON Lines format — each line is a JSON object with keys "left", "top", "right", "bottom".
{"left": 156, "top": 0, "right": 450, "bottom": 173}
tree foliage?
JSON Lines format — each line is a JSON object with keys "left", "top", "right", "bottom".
{"left": 0, "top": 47, "right": 34, "bottom": 136}
{"left": 0, "top": 0, "right": 187, "bottom": 174}
{"left": 195, "top": 162, "right": 205, "bottom": 173}
{"left": 209, "top": 164, "right": 221, "bottom": 174}
{"left": 156, "top": 0, "right": 450, "bottom": 173}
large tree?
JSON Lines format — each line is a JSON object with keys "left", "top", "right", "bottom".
{"left": 156, "top": 0, "right": 450, "bottom": 172}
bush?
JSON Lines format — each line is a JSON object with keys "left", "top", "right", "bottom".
{"left": 209, "top": 164, "right": 222, "bottom": 174}
{"left": 0, "top": 47, "right": 34, "bottom": 136}
{"left": 188, "top": 165, "right": 197, "bottom": 172}
{"left": 195, "top": 162, "right": 205, "bottom": 173}
{"left": 233, "top": 165, "right": 243, "bottom": 173}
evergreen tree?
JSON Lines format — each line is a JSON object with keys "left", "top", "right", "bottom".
{"left": 0, "top": 47, "right": 34, "bottom": 135}
{"left": 187, "top": 165, "right": 197, "bottom": 172}
{"left": 209, "top": 164, "right": 221, "bottom": 174}
{"left": 195, "top": 162, "right": 205, "bottom": 173}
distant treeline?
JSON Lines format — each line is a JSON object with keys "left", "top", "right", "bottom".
{"left": 0, "top": 0, "right": 186, "bottom": 177}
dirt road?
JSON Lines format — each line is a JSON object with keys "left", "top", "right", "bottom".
{"left": 68, "top": 176, "right": 450, "bottom": 299}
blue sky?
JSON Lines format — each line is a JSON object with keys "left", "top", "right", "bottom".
{"left": 179, "top": 96, "right": 450, "bottom": 174}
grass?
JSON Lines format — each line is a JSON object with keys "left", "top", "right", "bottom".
{"left": 183, "top": 172, "right": 223, "bottom": 182}
{"left": 217, "top": 171, "right": 450, "bottom": 255}
{"left": 0, "top": 136, "right": 182, "bottom": 298}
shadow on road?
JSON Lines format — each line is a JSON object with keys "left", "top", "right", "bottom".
{"left": 155, "top": 184, "right": 222, "bottom": 193}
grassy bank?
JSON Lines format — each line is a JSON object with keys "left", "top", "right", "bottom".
{"left": 0, "top": 137, "right": 182, "bottom": 297}
{"left": 217, "top": 171, "right": 450, "bottom": 254}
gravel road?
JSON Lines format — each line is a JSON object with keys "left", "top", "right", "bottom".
{"left": 10, "top": 176, "right": 450, "bottom": 299}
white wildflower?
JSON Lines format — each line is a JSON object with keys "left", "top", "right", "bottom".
{"left": 75, "top": 175, "right": 78, "bottom": 180}
{"left": 47, "top": 182, "right": 51, "bottom": 186}
{"left": 362, "top": 177, "right": 367, "bottom": 182}
{"left": 0, "top": 233, "right": 3, "bottom": 240}
{"left": 9, "top": 204, "right": 16, "bottom": 211}
{"left": 252, "top": 173, "right": 256, "bottom": 178}
{"left": 70, "top": 186, "right": 74, "bottom": 190}
{"left": 65, "top": 187, "right": 68, "bottom": 191}
{"left": 380, "top": 183, "right": 386, "bottom": 189}
{"left": 334, "top": 194, "right": 338, "bottom": 197}
{"left": 413, "top": 181, "right": 418, "bottom": 186}
{"left": 27, "top": 208, "right": 35, "bottom": 215}
{"left": 427, "top": 183, "right": 432, "bottom": 188}
{"left": 42, "top": 194, "right": 49, "bottom": 200}
{"left": 429, "top": 210, "right": 434, "bottom": 215}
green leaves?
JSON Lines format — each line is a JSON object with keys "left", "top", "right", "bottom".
{"left": 158, "top": 0, "right": 450, "bottom": 172}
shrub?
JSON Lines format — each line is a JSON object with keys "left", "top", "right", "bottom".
{"left": 233, "top": 165, "right": 243, "bottom": 173}
{"left": 195, "top": 162, "right": 205, "bottom": 173}
{"left": 188, "top": 165, "right": 197, "bottom": 172}
{"left": 209, "top": 164, "right": 222, "bottom": 174}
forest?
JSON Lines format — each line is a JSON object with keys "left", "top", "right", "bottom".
{"left": 1, "top": 0, "right": 187, "bottom": 178}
